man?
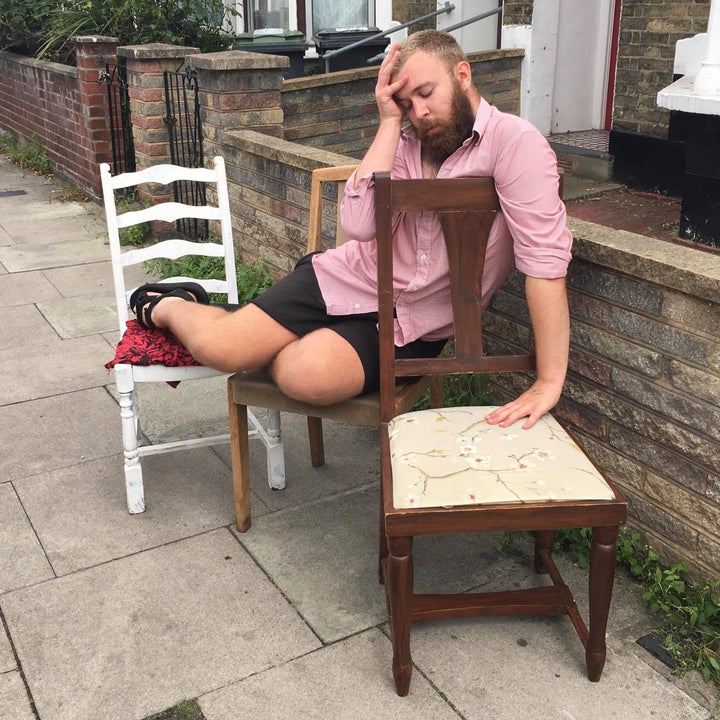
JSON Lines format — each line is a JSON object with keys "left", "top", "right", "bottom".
{"left": 130, "top": 30, "right": 571, "bottom": 430}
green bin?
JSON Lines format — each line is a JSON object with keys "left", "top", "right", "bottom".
{"left": 233, "top": 30, "right": 308, "bottom": 79}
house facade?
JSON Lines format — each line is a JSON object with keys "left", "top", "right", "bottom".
{"left": 227, "top": 0, "right": 712, "bottom": 199}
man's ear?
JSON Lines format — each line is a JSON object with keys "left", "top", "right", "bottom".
{"left": 454, "top": 60, "right": 472, "bottom": 90}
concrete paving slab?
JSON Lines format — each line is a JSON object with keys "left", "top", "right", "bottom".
{"left": 0, "top": 671, "right": 35, "bottom": 720}
{"left": 0, "top": 483, "right": 54, "bottom": 594}
{"left": 2, "top": 215, "right": 104, "bottom": 246}
{"left": 0, "top": 388, "right": 119, "bottom": 481}
{"left": 408, "top": 614, "right": 712, "bottom": 719}
{"left": 43, "top": 260, "right": 151, "bottom": 300}
{"left": 0, "top": 225, "right": 12, "bottom": 246}
{"left": 37, "top": 293, "right": 118, "bottom": 338}
{"left": 14, "top": 451, "right": 240, "bottom": 575}
{"left": 0, "top": 336, "right": 111, "bottom": 406}
{"left": 0, "top": 617, "right": 15, "bottom": 673}
{"left": 107, "top": 373, "right": 232, "bottom": 445}
{"left": 0, "top": 270, "right": 62, "bottom": 305}
{"left": 0, "top": 303, "right": 59, "bottom": 348}
{"left": 214, "top": 412, "right": 381, "bottom": 512}
{"left": 0, "top": 200, "right": 96, "bottom": 226}
{"left": 200, "top": 629, "right": 459, "bottom": 720}
{"left": 0, "top": 236, "right": 110, "bottom": 272}
{"left": 235, "top": 485, "right": 388, "bottom": 642}
{"left": 1, "top": 529, "right": 321, "bottom": 720}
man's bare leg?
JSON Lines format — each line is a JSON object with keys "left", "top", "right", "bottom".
{"left": 146, "top": 297, "right": 366, "bottom": 404}
{"left": 270, "top": 328, "right": 365, "bottom": 404}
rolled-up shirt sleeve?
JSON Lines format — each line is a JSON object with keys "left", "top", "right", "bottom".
{"left": 340, "top": 171, "right": 377, "bottom": 242}
{"left": 492, "top": 126, "right": 572, "bottom": 279}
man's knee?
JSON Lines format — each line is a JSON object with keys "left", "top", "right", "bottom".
{"left": 271, "top": 356, "right": 364, "bottom": 405}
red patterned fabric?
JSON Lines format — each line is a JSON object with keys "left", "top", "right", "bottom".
{"left": 105, "top": 320, "right": 201, "bottom": 370}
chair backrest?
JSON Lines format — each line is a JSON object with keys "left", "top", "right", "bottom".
{"left": 100, "top": 156, "right": 238, "bottom": 334}
{"left": 374, "top": 172, "right": 537, "bottom": 420}
{"left": 306, "top": 164, "right": 359, "bottom": 253}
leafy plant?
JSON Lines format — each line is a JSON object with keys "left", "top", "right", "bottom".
{"left": 145, "top": 698, "right": 204, "bottom": 720}
{"left": 0, "top": 132, "right": 51, "bottom": 174}
{"left": 555, "top": 526, "right": 720, "bottom": 689}
{"left": 144, "top": 251, "right": 273, "bottom": 304}
{"left": 116, "top": 193, "right": 150, "bottom": 246}
{"left": 2, "top": 0, "right": 238, "bottom": 64}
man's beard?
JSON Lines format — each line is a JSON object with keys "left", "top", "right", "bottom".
{"left": 418, "top": 83, "right": 476, "bottom": 167}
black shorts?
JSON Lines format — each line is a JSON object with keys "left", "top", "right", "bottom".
{"left": 251, "top": 254, "right": 446, "bottom": 394}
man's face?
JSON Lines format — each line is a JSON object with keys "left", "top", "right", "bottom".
{"left": 393, "top": 50, "right": 476, "bottom": 164}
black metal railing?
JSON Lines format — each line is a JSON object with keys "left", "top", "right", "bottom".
{"left": 319, "top": 3, "right": 504, "bottom": 73}
{"left": 99, "top": 59, "right": 136, "bottom": 175}
{"left": 163, "top": 65, "right": 207, "bottom": 239}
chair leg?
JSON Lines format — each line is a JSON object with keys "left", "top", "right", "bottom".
{"left": 386, "top": 536, "right": 414, "bottom": 696}
{"left": 116, "top": 367, "right": 144, "bottom": 514}
{"left": 307, "top": 416, "right": 325, "bottom": 467}
{"left": 228, "top": 380, "right": 251, "bottom": 532}
{"left": 265, "top": 409, "right": 286, "bottom": 490}
{"left": 586, "top": 525, "right": 620, "bottom": 681}
{"left": 534, "top": 530, "right": 555, "bottom": 574}
{"left": 429, "top": 376, "right": 444, "bottom": 408}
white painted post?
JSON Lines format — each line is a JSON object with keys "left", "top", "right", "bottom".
{"left": 694, "top": 0, "right": 720, "bottom": 96}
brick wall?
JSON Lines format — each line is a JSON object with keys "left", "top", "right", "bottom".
{"left": 281, "top": 49, "right": 523, "bottom": 160}
{"left": 0, "top": 38, "right": 118, "bottom": 197}
{"left": 485, "top": 219, "right": 720, "bottom": 578}
{"left": 614, "top": 0, "right": 708, "bottom": 138}
{"left": 222, "top": 130, "right": 353, "bottom": 273}
{"left": 392, "top": 0, "right": 437, "bottom": 32}
{"left": 502, "top": 0, "right": 534, "bottom": 26}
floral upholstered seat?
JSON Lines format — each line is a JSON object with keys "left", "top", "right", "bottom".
{"left": 389, "top": 407, "right": 615, "bottom": 509}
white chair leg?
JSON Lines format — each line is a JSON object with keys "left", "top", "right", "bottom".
{"left": 266, "top": 409, "right": 286, "bottom": 490}
{"left": 115, "top": 366, "right": 145, "bottom": 514}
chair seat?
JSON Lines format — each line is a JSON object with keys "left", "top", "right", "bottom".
{"left": 230, "top": 368, "right": 382, "bottom": 427}
{"left": 389, "top": 407, "right": 615, "bottom": 509}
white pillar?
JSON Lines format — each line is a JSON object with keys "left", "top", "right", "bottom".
{"left": 694, "top": 0, "right": 720, "bottom": 95}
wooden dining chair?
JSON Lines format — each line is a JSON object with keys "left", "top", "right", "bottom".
{"left": 228, "top": 165, "right": 443, "bottom": 532}
{"left": 374, "top": 171, "right": 628, "bottom": 696}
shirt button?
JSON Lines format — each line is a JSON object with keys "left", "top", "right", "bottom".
{"left": 420, "top": 254, "right": 427, "bottom": 260}
{"left": 354, "top": 303, "right": 360, "bottom": 309}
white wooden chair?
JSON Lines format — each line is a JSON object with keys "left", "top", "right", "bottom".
{"left": 100, "top": 156, "right": 283, "bottom": 514}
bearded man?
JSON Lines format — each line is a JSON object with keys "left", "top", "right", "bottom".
{"left": 129, "top": 30, "right": 571, "bottom": 429}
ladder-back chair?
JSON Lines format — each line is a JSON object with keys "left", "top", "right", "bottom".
{"left": 374, "top": 171, "right": 628, "bottom": 696}
{"left": 101, "top": 156, "right": 279, "bottom": 514}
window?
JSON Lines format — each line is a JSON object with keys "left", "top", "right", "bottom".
{"left": 310, "top": 1, "right": 372, "bottom": 34}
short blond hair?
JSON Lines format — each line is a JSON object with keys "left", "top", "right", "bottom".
{"left": 396, "top": 30, "right": 467, "bottom": 74}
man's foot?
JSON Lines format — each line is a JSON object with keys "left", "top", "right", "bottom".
{"left": 129, "top": 282, "right": 209, "bottom": 329}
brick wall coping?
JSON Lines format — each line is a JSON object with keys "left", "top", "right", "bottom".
{"left": 190, "top": 50, "right": 289, "bottom": 71}
{"left": 283, "top": 47, "right": 525, "bottom": 91}
{"left": 117, "top": 44, "right": 199, "bottom": 60}
{"left": 0, "top": 50, "right": 76, "bottom": 78}
{"left": 224, "top": 128, "right": 353, "bottom": 170}
{"left": 568, "top": 217, "right": 720, "bottom": 305}
{"left": 72, "top": 35, "right": 118, "bottom": 44}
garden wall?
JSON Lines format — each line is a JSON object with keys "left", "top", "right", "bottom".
{"left": 485, "top": 221, "right": 720, "bottom": 579}
{"left": 0, "top": 38, "right": 119, "bottom": 196}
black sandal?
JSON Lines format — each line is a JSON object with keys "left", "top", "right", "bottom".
{"left": 129, "top": 282, "right": 210, "bottom": 329}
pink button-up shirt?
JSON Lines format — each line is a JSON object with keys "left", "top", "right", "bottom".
{"left": 312, "top": 97, "right": 572, "bottom": 346}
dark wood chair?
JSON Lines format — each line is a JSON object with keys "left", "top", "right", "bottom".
{"left": 374, "top": 171, "right": 628, "bottom": 696}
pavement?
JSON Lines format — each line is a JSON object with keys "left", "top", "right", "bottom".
{"left": 0, "top": 154, "right": 717, "bottom": 720}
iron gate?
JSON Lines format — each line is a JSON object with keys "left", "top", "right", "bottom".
{"left": 163, "top": 65, "right": 207, "bottom": 239}
{"left": 99, "top": 59, "right": 135, "bottom": 175}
